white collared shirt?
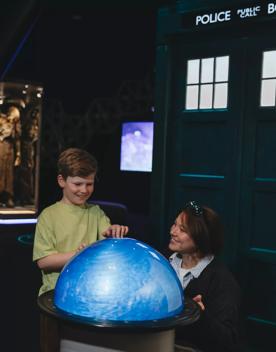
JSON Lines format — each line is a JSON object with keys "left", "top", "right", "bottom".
{"left": 169, "top": 253, "right": 214, "bottom": 289}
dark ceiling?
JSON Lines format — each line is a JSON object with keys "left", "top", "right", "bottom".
{"left": 0, "top": 0, "right": 174, "bottom": 112}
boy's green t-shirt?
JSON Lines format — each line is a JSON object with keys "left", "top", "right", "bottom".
{"left": 33, "top": 201, "right": 111, "bottom": 295}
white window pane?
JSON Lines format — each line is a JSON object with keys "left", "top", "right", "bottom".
{"left": 215, "top": 56, "right": 229, "bottom": 82}
{"left": 186, "top": 85, "right": 199, "bottom": 109}
{"left": 260, "top": 79, "right": 276, "bottom": 106}
{"left": 262, "top": 51, "right": 276, "bottom": 78}
{"left": 214, "top": 83, "right": 228, "bottom": 108}
{"left": 199, "top": 84, "right": 213, "bottom": 109}
{"left": 201, "top": 58, "right": 214, "bottom": 83}
{"left": 187, "top": 60, "right": 200, "bottom": 84}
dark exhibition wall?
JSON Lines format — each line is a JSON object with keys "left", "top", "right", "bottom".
{"left": 0, "top": 2, "right": 172, "bottom": 351}
{"left": 1, "top": 0, "right": 173, "bottom": 219}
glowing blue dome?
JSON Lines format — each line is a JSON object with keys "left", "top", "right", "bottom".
{"left": 54, "top": 238, "right": 184, "bottom": 322}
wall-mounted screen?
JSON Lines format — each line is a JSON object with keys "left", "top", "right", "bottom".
{"left": 120, "top": 121, "right": 154, "bottom": 172}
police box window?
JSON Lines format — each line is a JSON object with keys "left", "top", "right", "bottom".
{"left": 260, "top": 50, "right": 276, "bottom": 107}
{"left": 185, "top": 56, "right": 229, "bottom": 110}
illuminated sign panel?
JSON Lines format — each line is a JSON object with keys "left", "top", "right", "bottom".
{"left": 182, "top": 2, "right": 276, "bottom": 29}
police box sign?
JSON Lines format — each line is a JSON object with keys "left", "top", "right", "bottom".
{"left": 182, "top": 2, "right": 276, "bottom": 29}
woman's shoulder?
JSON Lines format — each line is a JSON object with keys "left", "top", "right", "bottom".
{"left": 203, "top": 259, "right": 241, "bottom": 293}
{"left": 203, "top": 259, "right": 233, "bottom": 278}
{"left": 207, "top": 258, "right": 235, "bottom": 275}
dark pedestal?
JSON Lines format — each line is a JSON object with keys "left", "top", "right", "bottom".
{"left": 38, "top": 290, "right": 200, "bottom": 352}
{"left": 0, "top": 224, "right": 41, "bottom": 352}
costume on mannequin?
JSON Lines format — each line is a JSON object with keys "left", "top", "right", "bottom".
{"left": 0, "top": 105, "right": 21, "bottom": 207}
{"left": 20, "top": 106, "right": 39, "bottom": 204}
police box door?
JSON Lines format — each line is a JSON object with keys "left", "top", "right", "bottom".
{"left": 164, "top": 34, "right": 276, "bottom": 349}
{"left": 238, "top": 36, "right": 276, "bottom": 350}
{"left": 166, "top": 36, "right": 245, "bottom": 267}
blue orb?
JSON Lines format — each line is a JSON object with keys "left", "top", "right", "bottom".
{"left": 54, "top": 238, "right": 184, "bottom": 322}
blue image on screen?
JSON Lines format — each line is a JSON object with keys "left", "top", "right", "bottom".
{"left": 120, "top": 122, "right": 154, "bottom": 172}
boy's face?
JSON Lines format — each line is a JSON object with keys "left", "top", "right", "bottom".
{"left": 57, "top": 173, "right": 95, "bottom": 206}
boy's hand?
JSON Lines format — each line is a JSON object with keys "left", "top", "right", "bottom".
{"left": 102, "top": 224, "right": 129, "bottom": 238}
{"left": 76, "top": 243, "right": 87, "bottom": 253}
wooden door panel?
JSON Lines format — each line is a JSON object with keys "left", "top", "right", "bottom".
{"left": 239, "top": 37, "right": 276, "bottom": 349}
{"left": 176, "top": 121, "right": 231, "bottom": 175}
{"left": 166, "top": 37, "right": 244, "bottom": 267}
{"left": 251, "top": 190, "right": 276, "bottom": 249}
{"left": 246, "top": 260, "right": 276, "bottom": 320}
{"left": 255, "top": 121, "right": 276, "bottom": 178}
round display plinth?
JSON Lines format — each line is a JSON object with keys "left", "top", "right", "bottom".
{"left": 39, "top": 290, "right": 200, "bottom": 330}
{"left": 38, "top": 291, "right": 200, "bottom": 352}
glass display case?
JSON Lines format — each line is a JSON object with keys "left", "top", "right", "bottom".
{"left": 0, "top": 82, "right": 43, "bottom": 219}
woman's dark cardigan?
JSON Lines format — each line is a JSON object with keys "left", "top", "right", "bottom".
{"left": 174, "top": 259, "right": 242, "bottom": 352}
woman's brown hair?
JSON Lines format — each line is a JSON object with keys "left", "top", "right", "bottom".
{"left": 180, "top": 202, "right": 224, "bottom": 257}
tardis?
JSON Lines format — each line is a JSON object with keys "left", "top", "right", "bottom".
{"left": 150, "top": 0, "right": 276, "bottom": 350}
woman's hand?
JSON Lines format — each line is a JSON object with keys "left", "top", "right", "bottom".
{"left": 102, "top": 225, "right": 129, "bottom": 238}
{"left": 193, "top": 294, "right": 205, "bottom": 311}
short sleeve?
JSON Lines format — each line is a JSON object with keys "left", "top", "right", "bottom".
{"left": 32, "top": 210, "right": 58, "bottom": 261}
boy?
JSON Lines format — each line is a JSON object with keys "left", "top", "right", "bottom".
{"left": 33, "top": 148, "right": 128, "bottom": 296}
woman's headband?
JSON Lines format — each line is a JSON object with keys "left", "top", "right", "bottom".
{"left": 183, "top": 200, "right": 203, "bottom": 216}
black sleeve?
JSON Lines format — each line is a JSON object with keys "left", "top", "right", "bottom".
{"left": 195, "top": 272, "right": 241, "bottom": 351}
{"left": 176, "top": 262, "right": 241, "bottom": 352}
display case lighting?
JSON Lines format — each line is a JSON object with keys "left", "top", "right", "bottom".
{"left": 0, "top": 218, "right": 37, "bottom": 225}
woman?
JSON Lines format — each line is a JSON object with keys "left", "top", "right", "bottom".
{"left": 169, "top": 201, "right": 241, "bottom": 352}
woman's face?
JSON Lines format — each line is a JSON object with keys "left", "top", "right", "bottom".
{"left": 169, "top": 212, "right": 197, "bottom": 254}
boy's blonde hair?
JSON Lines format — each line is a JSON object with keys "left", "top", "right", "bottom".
{"left": 58, "top": 148, "right": 98, "bottom": 179}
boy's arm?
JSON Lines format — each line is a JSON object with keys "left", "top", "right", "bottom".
{"left": 37, "top": 251, "right": 76, "bottom": 272}
{"left": 37, "top": 242, "right": 86, "bottom": 272}
{"left": 33, "top": 210, "right": 81, "bottom": 272}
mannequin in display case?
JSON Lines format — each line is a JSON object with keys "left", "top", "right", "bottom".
{"left": 0, "top": 105, "right": 21, "bottom": 207}
{"left": 20, "top": 106, "right": 39, "bottom": 205}
{"left": 0, "top": 82, "right": 43, "bottom": 216}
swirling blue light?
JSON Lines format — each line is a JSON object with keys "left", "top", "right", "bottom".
{"left": 54, "top": 238, "right": 184, "bottom": 322}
